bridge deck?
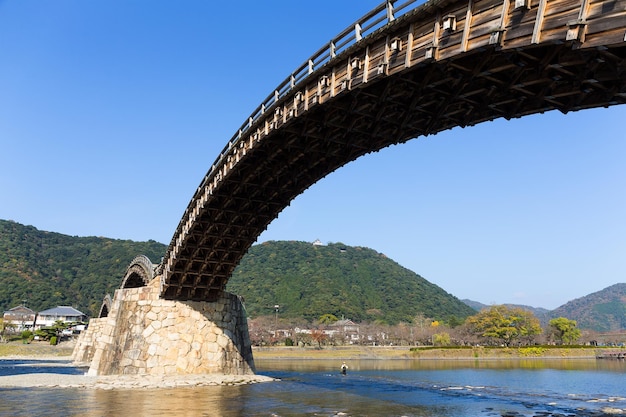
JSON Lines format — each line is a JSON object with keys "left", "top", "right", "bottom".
{"left": 158, "top": 0, "right": 626, "bottom": 301}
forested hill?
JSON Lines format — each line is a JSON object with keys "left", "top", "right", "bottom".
{"left": 227, "top": 240, "right": 476, "bottom": 324}
{"left": 550, "top": 283, "right": 626, "bottom": 332}
{"left": 1, "top": 219, "right": 474, "bottom": 324}
{"left": 0, "top": 219, "right": 166, "bottom": 316}
{"left": 463, "top": 284, "right": 626, "bottom": 332}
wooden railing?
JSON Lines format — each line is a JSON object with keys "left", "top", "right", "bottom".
{"left": 198, "top": 0, "right": 424, "bottom": 193}
{"left": 159, "top": 0, "right": 626, "bottom": 289}
{"left": 158, "top": 0, "right": 422, "bottom": 276}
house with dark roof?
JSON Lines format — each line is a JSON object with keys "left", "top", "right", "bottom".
{"left": 35, "top": 306, "right": 87, "bottom": 329}
{"left": 331, "top": 318, "right": 360, "bottom": 343}
{"left": 2, "top": 305, "right": 36, "bottom": 331}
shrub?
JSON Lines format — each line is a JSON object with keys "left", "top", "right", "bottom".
{"left": 518, "top": 347, "right": 546, "bottom": 356}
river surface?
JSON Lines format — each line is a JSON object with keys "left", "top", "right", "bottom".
{"left": 1, "top": 357, "right": 625, "bottom": 416}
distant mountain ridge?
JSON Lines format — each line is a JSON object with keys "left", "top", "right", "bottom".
{"left": 463, "top": 283, "right": 626, "bottom": 332}
{"left": 551, "top": 283, "right": 626, "bottom": 332}
{"left": 462, "top": 299, "right": 551, "bottom": 321}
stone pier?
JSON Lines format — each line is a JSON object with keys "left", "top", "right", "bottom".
{"left": 72, "top": 278, "right": 255, "bottom": 376}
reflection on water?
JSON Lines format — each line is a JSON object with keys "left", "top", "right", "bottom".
{"left": 1, "top": 385, "right": 250, "bottom": 417}
{"left": 88, "top": 385, "right": 248, "bottom": 417}
{"left": 1, "top": 358, "right": 625, "bottom": 417}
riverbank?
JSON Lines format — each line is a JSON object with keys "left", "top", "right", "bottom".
{"left": 252, "top": 345, "right": 610, "bottom": 360}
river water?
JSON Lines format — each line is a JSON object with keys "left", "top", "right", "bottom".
{"left": 1, "top": 358, "right": 625, "bottom": 416}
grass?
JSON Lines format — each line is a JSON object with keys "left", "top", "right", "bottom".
{"left": 253, "top": 345, "right": 415, "bottom": 360}
{"left": 253, "top": 345, "right": 608, "bottom": 360}
{"left": 0, "top": 340, "right": 74, "bottom": 357}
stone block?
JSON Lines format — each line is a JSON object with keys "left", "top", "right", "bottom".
{"left": 205, "top": 331, "right": 217, "bottom": 343}
{"left": 146, "top": 355, "right": 159, "bottom": 368}
{"left": 176, "top": 356, "right": 188, "bottom": 372}
{"left": 216, "top": 334, "right": 230, "bottom": 349}
{"left": 180, "top": 332, "right": 193, "bottom": 344}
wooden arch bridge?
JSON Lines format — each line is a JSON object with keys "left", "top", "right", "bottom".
{"left": 153, "top": 0, "right": 625, "bottom": 301}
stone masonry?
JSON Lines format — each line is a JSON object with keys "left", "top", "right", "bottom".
{"left": 72, "top": 278, "right": 255, "bottom": 376}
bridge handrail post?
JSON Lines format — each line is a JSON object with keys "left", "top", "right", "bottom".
{"left": 387, "top": 0, "right": 396, "bottom": 22}
{"left": 355, "top": 23, "right": 363, "bottom": 41}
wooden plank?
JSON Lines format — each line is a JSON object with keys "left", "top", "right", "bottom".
{"left": 367, "top": 39, "right": 386, "bottom": 80}
{"left": 433, "top": 11, "right": 442, "bottom": 50}
{"left": 437, "top": 3, "right": 472, "bottom": 59}
{"left": 585, "top": 26, "right": 626, "bottom": 48}
{"left": 470, "top": 0, "right": 506, "bottom": 26}
{"left": 333, "top": 64, "right": 349, "bottom": 96}
{"left": 504, "top": 19, "right": 538, "bottom": 47}
{"left": 542, "top": 0, "right": 581, "bottom": 30}
{"left": 498, "top": 0, "right": 512, "bottom": 32}
{"left": 466, "top": 0, "right": 508, "bottom": 47}
{"left": 405, "top": 23, "right": 414, "bottom": 68}
{"left": 532, "top": 0, "right": 549, "bottom": 43}
{"left": 363, "top": 45, "right": 371, "bottom": 83}
{"left": 349, "top": 52, "right": 367, "bottom": 88}
{"left": 461, "top": 0, "right": 475, "bottom": 51}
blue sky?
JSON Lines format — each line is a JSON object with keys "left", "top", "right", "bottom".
{"left": 1, "top": 1, "right": 624, "bottom": 310}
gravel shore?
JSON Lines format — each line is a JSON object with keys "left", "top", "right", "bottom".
{"left": 0, "top": 356, "right": 275, "bottom": 389}
{"left": 0, "top": 372, "right": 275, "bottom": 389}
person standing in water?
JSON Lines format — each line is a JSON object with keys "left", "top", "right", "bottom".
{"left": 341, "top": 362, "right": 348, "bottom": 375}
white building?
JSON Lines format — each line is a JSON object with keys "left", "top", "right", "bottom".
{"left": 35, "top": 306, "right": 87, "bottom": 329}
{"left": 2, "top": 305, "right": 36, "bottom": 332}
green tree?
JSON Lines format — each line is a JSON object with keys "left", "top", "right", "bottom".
{"left": 465, "top": 305, "right": 542, "bottom": 346}
{"left": 432, "top": 332, "right": 451, "bottom": 346}
{"left": 549, "top": 317, "right": 581, "bottom": 345}
{"left": 34, "top": 320, "right": 68, "bottom": 342}
{"left": 318, "top": 314, "right": 338, "bottom": 325}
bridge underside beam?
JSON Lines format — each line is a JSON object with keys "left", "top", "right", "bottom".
{"left": 161, "top": 0, "right": 626, "bottom": 301}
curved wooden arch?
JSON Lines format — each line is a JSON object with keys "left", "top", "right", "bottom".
{"left": 121, "top": 255, "right": 155, "bottom": 289}
{"left": 98, "top": 294, "right": 113, "bottom": 318}
{"left": 159, "top": 0, "right": 626, "bottom": 301}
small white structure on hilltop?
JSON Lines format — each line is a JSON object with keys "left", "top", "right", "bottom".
{"left": 312, "top": 239, "right": 324, "bottom": 246}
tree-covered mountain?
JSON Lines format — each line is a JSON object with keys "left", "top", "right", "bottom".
{"left": 227, "top": 240, "right": 476, "bottom": 324}
{"left": 0, "top": 219, "right": 166, "bottom": 316}
{"left": 0, "top": 220, "right": 474, "bottom": 324}
{"left": 4, "top": 219, "right": 623, "bottom": 330}
{"left": 463, "top": 284, "right": 626, "bottom": 332}
{"left": 462, "top": 299, "right": 551, "bottom": 325}
{"left": 549, "top": 283, "right": 626, "bottom": 332}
